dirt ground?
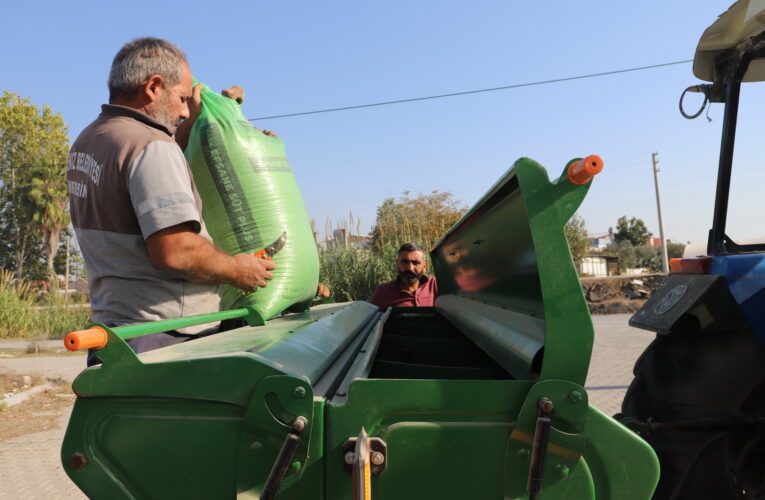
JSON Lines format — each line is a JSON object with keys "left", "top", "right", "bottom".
{"left": 0, "top": 374, "right": 73, "bottom": 442}
{"left": 581, "top": 274, "right": 666, "bottom": 314}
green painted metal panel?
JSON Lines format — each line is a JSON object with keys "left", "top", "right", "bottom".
{"left": 73, "top": 302, "right": 378, "bottom": 405}
{"left": 64, "top": 302, "right": 377, "bottom": 499}
{"left": 62, "top": 398, "right": 243, "bottom": 499}
{"left": 324, "top": 379, "right": 534, "bottom": 499}
{"left": 578, "top": 405, "right": 660, "bottom": 500}
{"left": 322, "top": 378, "right": 658, "bottom": 499}
{"left": 63, "top": 378, "right": 325, "bottom": 498}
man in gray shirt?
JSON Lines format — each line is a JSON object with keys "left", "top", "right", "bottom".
{"left": 67, "top": 37, "right": 274, "bottom": 361}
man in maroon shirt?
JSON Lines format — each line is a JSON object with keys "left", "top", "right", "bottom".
{"left": 370, "top": 243, "right": 438, "bottom": 311}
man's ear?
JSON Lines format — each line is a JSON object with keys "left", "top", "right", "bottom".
{"left": 142, "top": 74, "right": 164, "bottom": 103}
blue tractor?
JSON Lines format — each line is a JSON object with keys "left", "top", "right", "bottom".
{"left": 619, "top": 2, "right": 765, "bottom": 498}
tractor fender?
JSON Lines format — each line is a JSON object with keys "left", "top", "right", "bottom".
{"left": 629, "top": 273, "right": 749, "bottom": 335}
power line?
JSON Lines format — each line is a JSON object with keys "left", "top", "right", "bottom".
{"left": 249, "top": 59, "right": 693, "bottom": 121}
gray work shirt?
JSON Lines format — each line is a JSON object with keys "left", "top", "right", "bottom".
{"left": 67, "top": 104, "right": 220, "bottom": 334}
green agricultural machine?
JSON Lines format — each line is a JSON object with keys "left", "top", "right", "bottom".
{"left": 61, "top": 155, "right": 659, "bottom": 499}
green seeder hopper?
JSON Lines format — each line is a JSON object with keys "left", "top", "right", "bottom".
{"left": 61, "top": 156, "right": 659, "bottom": 499}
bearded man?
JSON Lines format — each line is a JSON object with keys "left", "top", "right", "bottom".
{"left": 67, "top": 37, "right": 274, "bottom": 362}
{"left": 369, "top": 242, "right": 438, "bottom": 311}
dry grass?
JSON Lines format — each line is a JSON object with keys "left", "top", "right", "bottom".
{"left": 0, "top": 379, "right": 74, "bottom": 442}
{"left": 0, "top": 372, "right": 46, "bottom": 393}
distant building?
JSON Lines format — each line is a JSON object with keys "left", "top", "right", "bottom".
{"left": 578, "top": 254, "right": 619, "bottom": 277}
{"left": 647, "top": 237, "right": 670, "bottom": 249}
{"left": 590, "top": 233, "right": 614, "bottom": 250}
{"left": 325, "top": 228, "right": 371, "bottom": 249}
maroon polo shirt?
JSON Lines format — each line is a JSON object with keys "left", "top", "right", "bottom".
{"left": 369, "top": 275, "right": 438, "bottom": 311}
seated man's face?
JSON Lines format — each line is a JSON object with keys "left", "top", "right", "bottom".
{"left": 396, "top": 250, "right": 427, "bottom": 284}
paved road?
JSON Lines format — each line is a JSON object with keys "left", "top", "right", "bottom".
{"left": 0, "top": 314, "right": 655, "bottom": 499}
{"left": 0, "top": 352, "right": 86, "bottom": 383}
{"left": 585, "top": 314, "right": 655, "bottom": 416}
{"left": 0, "top": 347, "right": 87, "bottom": 500}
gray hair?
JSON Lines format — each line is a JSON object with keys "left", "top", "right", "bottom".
{"left": 108, "top": 37, "right": 188, "bottom": 100}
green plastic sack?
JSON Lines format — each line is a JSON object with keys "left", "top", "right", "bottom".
{"left": 184, "top": 83, "right": 319, "bottom": 322}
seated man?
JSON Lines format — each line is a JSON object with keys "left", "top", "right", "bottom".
{"left": 370, "top": 243, "right": 438, "bottom": 311}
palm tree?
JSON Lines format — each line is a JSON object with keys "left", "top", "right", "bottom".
{"left": 28, "top": 164, "right": 70, "bottom": 282}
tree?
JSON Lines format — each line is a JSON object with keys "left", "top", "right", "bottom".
{"left": 634, "top": 244, "right": 662, "bottom": 272}
{"left": 28, "top": 164, "right": 70, "bottom": 279}
{"left": 564, "top": 213, "right": 590, "bottom": 267}
{"left": 370, "top": 191, "right": 466, "bottom": 253}
{"left": 53, "top": 227, "right": 84, "bottom": 276}
{"left": 0, "top": 91, "right": 70, "bottom": 279}
{"left": 607, "top": 241, "right": 637, "bottom": 272}
{"left": 614, "top": 216, "right": 652, "bottom": 247}
{"left": 667, "top": 242, "right": 686, "bottom": 259}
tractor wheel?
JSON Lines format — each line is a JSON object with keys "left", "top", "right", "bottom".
{"left": 619, "top": 323, "right": 765, "bottom": 499}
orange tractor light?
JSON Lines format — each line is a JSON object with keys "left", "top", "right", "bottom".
{"left": 669, "top": 257, "right": 712, "bottom": 274}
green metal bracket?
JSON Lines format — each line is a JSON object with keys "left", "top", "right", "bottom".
{"left": 237, "top": 375, "right": 315, "bottom": 494}
{"left": 504, "top": 379, "right": 589, "bottom": 498}
{"left": 517, "top": 158, "right": 595, "bottom": 384}
{"left": 83, "top": 324, "right": 141, "bottom": 367}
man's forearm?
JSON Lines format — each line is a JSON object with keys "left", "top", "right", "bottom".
{"left": 146, "top": 224, "right": 274, "bottom": 291}
{"left": 148, "top": 229, "right": 237, "bottom": 284}
{"left": 169, "top": 247, "right": 236, "bottom": 284}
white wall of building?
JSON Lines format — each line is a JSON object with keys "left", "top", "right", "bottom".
{"left": 579, "top": 256, "right": 608, "bottom": 276}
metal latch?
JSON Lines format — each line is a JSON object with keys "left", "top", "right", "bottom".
{"left": 527, "top": 398, "right": 554, "bottom": 500}
{"left": 260, "top": 416, "right": 308, "bottom": 500}
{"left": 343, "top": 428, "right": 388, "bottom": 500}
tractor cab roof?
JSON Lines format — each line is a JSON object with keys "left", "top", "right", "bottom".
{"left": 695, "top": 0, "right": 765, "bottom": 82}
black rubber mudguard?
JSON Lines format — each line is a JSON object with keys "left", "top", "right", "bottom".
{"left": 629, "top": 274, "right": 749, "bottom": 335}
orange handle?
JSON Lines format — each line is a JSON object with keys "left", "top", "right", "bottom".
{"left": 253, "top": 249, "right": 273, "bottom": 260}
{"left": 64, "top": 327, "right": 108, "bottom": 352}
{"left": 568, "top": 155, "right": 604, "bottom": 185}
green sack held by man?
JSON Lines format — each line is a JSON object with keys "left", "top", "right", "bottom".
{"left": 184, "top": 83, "right": 319, "bottom": 323}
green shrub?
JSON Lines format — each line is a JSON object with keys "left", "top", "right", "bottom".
{"left": 667, "top": 242, "right": 686, "bottom": 259}
{"left": 0, "top": 271, "right": 91, "bottom": 339}
{"left": 34, "top": 292, "right": 92, "bottom": 339}
{"left": 0, "top": 272, "right": 35, "bottom": 337}
{"left": 319, "top": 242, "right": 439, "bottom": 303}
{"left": 319, "top": 244, "right": 398, "bottom": 302}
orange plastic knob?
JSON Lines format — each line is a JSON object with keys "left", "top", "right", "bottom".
{"left": 568, "top": 155, "right": 604, "bottom": 185}
{"left": 64, "top": 327, "right": 108, "bottom": 352}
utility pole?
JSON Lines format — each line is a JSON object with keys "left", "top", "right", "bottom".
{"left": 652, "top": 152, "right": 670, "bottom": 273}
{"left": 65, "top": 235, "right": 71, "bottom": 295}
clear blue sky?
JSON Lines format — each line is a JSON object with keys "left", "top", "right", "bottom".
{"left": 4, "top": 1, "right": 763, "bottom": 246}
